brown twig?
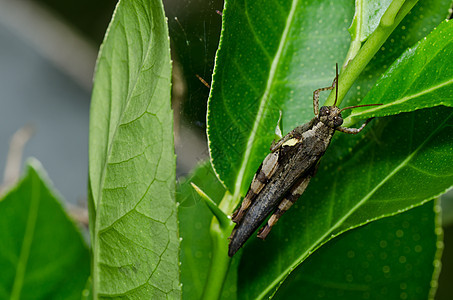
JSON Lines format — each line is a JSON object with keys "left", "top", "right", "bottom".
{"left": 0, "top": 124, "right": 35, "bottom": 194}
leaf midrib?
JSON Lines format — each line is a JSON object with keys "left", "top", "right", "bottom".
{"left": 11, "top": 172, "right": 40, "bottom": 300}
{"left": 258, "top": 111, "right": 453, "bottom": 299}
{"left": 347, "top": 32, "right": 453, "bottom": 120}
{"left": 348, "top": 77, "right": 453, "bottom": 119}
{"left": 97, "top": 12, "right": 155, "bottom": 224}
{"left": 93, "top": 6, "right": 158, "bottom": 296}
{"left": 233, "top": 0, "right": 300, "bottom": 199}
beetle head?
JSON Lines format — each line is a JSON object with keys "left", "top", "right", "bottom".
{"left": 319, "top": 106, "right": 343, "bottom": 128}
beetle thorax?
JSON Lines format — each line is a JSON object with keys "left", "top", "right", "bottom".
{"left": 319, "top": 106, "right": 343, "bottom": 128}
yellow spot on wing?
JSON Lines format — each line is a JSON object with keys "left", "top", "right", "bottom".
{"left": 282, "top": 138, "right": 299, "bottom": 147}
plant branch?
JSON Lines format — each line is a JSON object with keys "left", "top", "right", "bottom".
{"left": 325, "top": 0, "right": 419, "bottom": 110}
{"left": 201, "top": 192, "right": 235, "bottom": 300}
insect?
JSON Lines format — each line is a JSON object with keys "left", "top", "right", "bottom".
{"left": 228, "top": 64, "right": 382, "bottom": 257}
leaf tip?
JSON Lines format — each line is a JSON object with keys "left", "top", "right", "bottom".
{"left": 190, "top": 182, "right": 231, "bottom": 229}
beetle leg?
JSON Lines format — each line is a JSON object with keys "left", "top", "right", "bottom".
{"left": 257, "top": 174, "right": 312, "bottom": 240}
{"left": 271, "top": 119, "right": 315, "bottom": 152}
{"left": 313, "top": 77, "right": 337, "bottom": 118}
{"left": 336, "top": 118, "right": 374, "bottom": 134}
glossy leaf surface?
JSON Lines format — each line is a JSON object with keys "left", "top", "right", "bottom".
{"left": 342, "top": 0, "right": 452, "bottom": 110}
{"left": 346, "top": 19, "right": 453, "bottom": 123}
{"left": 207, "top": 0, "right": 451, "bottom": 202}
{"left": 0, "top": 159, "right": 89, "bottom": 300}
{"left": 273, "top": 201, "right": 442, "bottom": 300}
{"left": 208, "top": 0, "right": 355, "bottom": 197}
{"left": 89, "top": 0, "right": 179, "bottom": 297}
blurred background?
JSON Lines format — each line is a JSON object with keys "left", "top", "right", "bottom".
{"left": 0, "top": 0, "right": 451, "bottom": 298}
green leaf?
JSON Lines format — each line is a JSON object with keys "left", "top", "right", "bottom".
{"left": 346, "top": 19, "right": 453, "bottom": 124}
{"left": 346, "top": 0, "right": 393, "bottom": 69}
{"left": 238, "top": 106, "right": 453, "bottom": 299}
{"left": 89, "top": 0, "right": 179, "bottom": 298}
{"left": 341, "top": 0, "right": 452, "bottom": 110}
{"left": 349, "top": 0, "right": 393, "bottom": 42}
{"left": 208, "top": 0, "right": 355, "bottom": 200}
{"left": 0, "top": 159, "right": 89, "bottom": 300}
{"left": 273, "top": 200, "right": 442, "bottom": 300}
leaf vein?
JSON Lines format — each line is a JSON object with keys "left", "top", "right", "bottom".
{"left": 233, "top": 0, "right": 300, "bottom": 198}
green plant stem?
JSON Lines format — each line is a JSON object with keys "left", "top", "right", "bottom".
{"left": 201, "top": 192, "right": 235, "bottom": 300}
{"left": 325, "top": 0, "right": 419, "bottom": 112}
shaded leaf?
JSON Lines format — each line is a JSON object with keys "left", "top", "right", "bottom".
{"left": 89, "top": 0, "right": 179, "bottom": 297}
{"left": 273, "top": 200, "right": 442, "bottom": 300}
{"left": 0, "top": 159, "right": 89, "bottom": 300}
{"left": 347, "top": 19, "right": 453, "bottom": 123}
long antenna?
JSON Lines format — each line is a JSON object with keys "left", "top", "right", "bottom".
{"left": 339, "top": 103, "right": 383, "bottom": 112}
{"left": 334, "top": 63, "right": 339, "bottom": 107}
